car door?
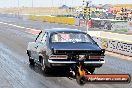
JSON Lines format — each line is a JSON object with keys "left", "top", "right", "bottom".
{"left": 33, "top": 32, "right": 45, "bottom": 60}
{"left": 36, "top": 32, "right": 48, "bottom": 55}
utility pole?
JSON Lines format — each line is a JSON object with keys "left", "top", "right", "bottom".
{"left": 31, "top": 0, "right": 34, "bottom": 15}
{"left": 52, "top": 0, "right": 53, "bottom": 15}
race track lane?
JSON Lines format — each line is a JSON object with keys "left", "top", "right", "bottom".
{"left": 0, "top": 16, "right": 131, "bottom": 88}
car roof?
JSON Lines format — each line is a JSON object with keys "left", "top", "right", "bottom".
{"left": 43, "top": 28, "right": 82, "bottom": 33}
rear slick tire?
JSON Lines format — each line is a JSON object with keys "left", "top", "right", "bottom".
{"left": 41, "top": 58, "right": 50, "bottom": 74}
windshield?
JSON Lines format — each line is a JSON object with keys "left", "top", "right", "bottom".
{"left": 51, "top": 32, "right": 93, "bottom": 43}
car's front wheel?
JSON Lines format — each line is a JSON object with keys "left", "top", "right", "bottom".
{"left": 29, "top": 57, "right": 35, "bottom": 66}
{"left": 41, "top": 58, "right": 50, "bottom": 74}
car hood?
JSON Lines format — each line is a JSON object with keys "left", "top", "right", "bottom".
{"left": 50, "top": 42, "right": 101, "bottom": 51}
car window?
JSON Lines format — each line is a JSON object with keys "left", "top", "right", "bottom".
{"left": 51, "top": 32, "right": 93, "bottom": 43}
{"left": 42, "top": 33, "right": 47, "bottom": 44}
{"left": 36, "top": 32, "right": 45, "bottom": 42}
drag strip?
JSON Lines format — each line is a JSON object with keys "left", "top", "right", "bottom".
{"left": 0, "top": 16, "right": 131, "bottom": 88}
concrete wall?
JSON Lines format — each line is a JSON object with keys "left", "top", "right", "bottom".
{"left": 29, "top": 15, "right": 76, "bottom": 25}
{"left": 128, "top": 21, "right": 132, "bottom": 31}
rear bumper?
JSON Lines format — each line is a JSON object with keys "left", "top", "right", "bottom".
{"left": 48, "top": 59, "right": 105, "bottom": 67}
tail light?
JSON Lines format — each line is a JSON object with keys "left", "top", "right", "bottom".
{"left": 49, "top": 55, "right": 67, "bottom": 59}
{"left": 89, "top": 56, "right": 103, "bottom": 59}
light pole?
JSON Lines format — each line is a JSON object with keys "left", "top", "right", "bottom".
{"left": 52, "top": 0, "right": 53, "bottom": 7}
{"left": 32, "top": 0, "right": 33, "bottom": 8}
{"left": 51, "top": 0, "right": 53, "bottom": 15}
{"left": 17, "top": 0, "right": 19, "bottom": 16}
{"left": 31, "top": 0, "right": 34, "bottom": 15}
{"left": 17, "top": 0, "right": 19, "bottom": 7}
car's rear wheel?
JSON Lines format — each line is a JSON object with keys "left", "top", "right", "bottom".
{"left": 27, "top": 50, "right": 35, "bottom": 66}
{"left": 41, "top": 58, "right": 50, "bottom": 74}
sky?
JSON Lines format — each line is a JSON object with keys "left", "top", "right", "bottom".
{"left": 0, "top": 0, "right": 132, "bottom": 8}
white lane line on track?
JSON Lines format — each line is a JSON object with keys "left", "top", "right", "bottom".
{"left": 0, "top": 21, "right": 41, "bottom": 35}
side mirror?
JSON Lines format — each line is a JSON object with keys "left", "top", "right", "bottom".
{"left": 93, "top": 41, "right": 97, "bottom": 44}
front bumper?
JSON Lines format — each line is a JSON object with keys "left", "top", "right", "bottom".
{"left": 48, "top": 59, "right": 105, "bottom": 67}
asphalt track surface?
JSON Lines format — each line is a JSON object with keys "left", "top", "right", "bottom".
{"left": 0, "top": 16, "right": 132, "bottom": 88}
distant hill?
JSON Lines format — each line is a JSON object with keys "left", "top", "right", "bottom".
{"left": 110, "top": 4, "right": 132, "bottom": 9}
{"left": 59, "top": 5, "right": 69, "bottom": 9}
